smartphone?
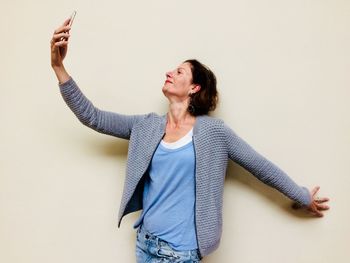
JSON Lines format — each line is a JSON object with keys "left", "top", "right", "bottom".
{"left": 68, "top": 11, "right": 77, "bottom": 27}
{"left": 61, "top": 11, "right": 77, "bottom": 41}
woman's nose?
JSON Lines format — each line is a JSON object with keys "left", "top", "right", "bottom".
{"left": 166, "top": 71, "right": 172, "bottom": 78}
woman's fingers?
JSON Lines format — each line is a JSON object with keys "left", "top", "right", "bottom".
{"left": 52, "top": 32, "right": 70, "bottom": 42}
{"left": 311, "top": 209, "right": 324, "bottom": 217}
{"left": 51, "top": 25, "right": 71, "bottom": 50}
{"left": 62, "top": 17, "right": 71, "bottom": 26}
{"left": 315, "top": 203, "right": 330, "bottom": 210}
{"left": 56, "top": 17, "right": 71, "bottom": 33}
{"left": 311, "top": 186, "right": 320, "bottom": 198}
{"left": 307, "top": 188, "right": 330, "bottom": 217}
{"left": 53, "top": 25, "right": 71, "bottom": 35}
{"left": 311, "top": 186, "right": 330, "bottom": 211}
{"left": 307, "top": 202, "right": 323, "bottom": 217}
{"left": 315, "top": 197, "right": 329, "bottom": 203}
{"left": 54, "top": 40, "right": 69, "bottom": 47}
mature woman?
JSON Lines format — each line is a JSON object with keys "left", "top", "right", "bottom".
{"left": 50, "top": 18, "right": 329, "bottom": 263}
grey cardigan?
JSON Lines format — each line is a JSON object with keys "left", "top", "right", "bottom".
{"left": 59, "top": 77, "right": 311, "bottom": 257}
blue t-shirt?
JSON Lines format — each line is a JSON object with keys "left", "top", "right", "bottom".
{"left": 134, "top": 129, "right": 198, "bottom": 251}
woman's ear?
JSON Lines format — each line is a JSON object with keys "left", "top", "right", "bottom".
{"left": 192, "top": 84, "right": 201, "bottom": 94}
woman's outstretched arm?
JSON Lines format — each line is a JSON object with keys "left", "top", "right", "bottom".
{"left": 50, "top": 18, "right": 148, "bottom": 139}
{"left": 223, "top": 123, "right": 329, "bottom": 216}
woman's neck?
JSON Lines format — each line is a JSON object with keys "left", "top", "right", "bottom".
{"left": 167, "top": 103, "right": 195, "bottom": 129}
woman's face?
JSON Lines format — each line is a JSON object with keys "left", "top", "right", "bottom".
{"left": 162, "top": 62, "right": 199, "bottom": 101}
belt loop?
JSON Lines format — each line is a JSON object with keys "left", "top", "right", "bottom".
{"left": 155, "top": 235, "right": 160, "bottom": 248}
{"left": 138, "top": 224, "right": 142, "bottom": 234}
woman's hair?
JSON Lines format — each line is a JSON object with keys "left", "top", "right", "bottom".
{"left": 184, "top": 59, "right": 218, "bottom": 116}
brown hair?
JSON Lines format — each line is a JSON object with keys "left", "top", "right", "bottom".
{"left": 184, "top": 59, "right": 218, "bottom": 116}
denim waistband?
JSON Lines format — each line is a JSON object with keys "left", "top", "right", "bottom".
{"left": 137, "top": 225, "right": 201, "bottom": 260}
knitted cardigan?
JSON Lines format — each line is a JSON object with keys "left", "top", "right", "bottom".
{"left": 59, "top": 77, "right": 311, "bottom": 257}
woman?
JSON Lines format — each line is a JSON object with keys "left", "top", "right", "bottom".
{"left": 50, "top": 18, "right": 330, "bottom": 263}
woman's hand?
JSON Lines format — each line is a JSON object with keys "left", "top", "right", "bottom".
{"left": 307, "top": 186, "right": 330, "bottom": 217}
{"left": 50, "top": 18, "right": 72, "bottom": 83}
{"left": 50, "top": 18, "right": 71, "bottom": 68}
{"left": 292, "top": 186, "right": 330, "bottom": 217}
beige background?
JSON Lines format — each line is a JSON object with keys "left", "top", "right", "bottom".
{"left": 1, "top": 0, "right": 349, "bottom": 262}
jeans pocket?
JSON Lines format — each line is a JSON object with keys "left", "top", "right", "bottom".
{"left": 157, "top": 247, "right": 180, "bottom": 260}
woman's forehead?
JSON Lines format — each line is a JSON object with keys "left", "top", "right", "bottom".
{"left": 177, "top": 62, "right": 192, "bottom": 72}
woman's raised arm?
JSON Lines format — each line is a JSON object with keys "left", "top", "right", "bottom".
{"left": 58, "top": 78, "right": 148, "bottom": 139}
{"left": 51, "top": 19, "right": 148, "bottom": 139}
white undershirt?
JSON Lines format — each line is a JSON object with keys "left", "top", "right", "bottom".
{"left": 160, "top": 128, "right": 193, "bottom": 149}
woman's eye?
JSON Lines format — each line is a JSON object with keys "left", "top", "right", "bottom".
{"left": 177, "top": 70, "right": 181, "bottom": 74}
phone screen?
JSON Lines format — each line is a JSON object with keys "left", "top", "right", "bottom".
{"left": 60, "top": 11, "right": 76, "bottom": 41}
{"left": 68, "top": 11, "right": 77, "bottom": 27}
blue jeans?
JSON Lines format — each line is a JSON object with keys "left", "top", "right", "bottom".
{"left": 135, "top": 225, "right": 201, "bottom": 263}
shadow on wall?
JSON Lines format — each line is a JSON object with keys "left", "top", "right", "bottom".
{"left": 225, "top": 161, "right": 314, "bottom": 219}
{"left": 76, "top": 135, "right": 130, "bottom": 157}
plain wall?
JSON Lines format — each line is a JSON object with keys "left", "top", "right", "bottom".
{"left": 1, "top": 0, "right": 349, "bottom": 262}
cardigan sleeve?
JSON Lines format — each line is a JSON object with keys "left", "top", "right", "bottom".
{"left": 223, "top": 123, "right": 311, "bottom": 207}
{"left": 59, "top": 77, "right": 148, "bottom": 139}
